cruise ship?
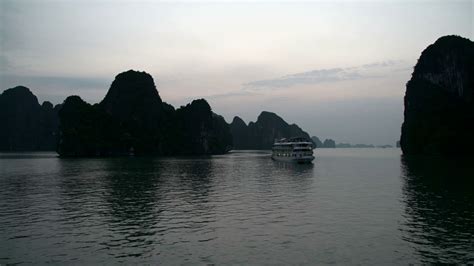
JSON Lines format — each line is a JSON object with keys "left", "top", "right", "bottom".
{"left": 271, "top": 137, "right": 315, "bottom": 163}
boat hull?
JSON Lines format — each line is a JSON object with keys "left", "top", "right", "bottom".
{"left": 271, "top": 155, "right": 315, "bottom": 164}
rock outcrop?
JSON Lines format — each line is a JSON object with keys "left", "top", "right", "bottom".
{"left": 311, "top": 136, "right": 338, "bottom": 148}
{"left": 230, "top": 116, "right": 250, "bottom": 149}
{"left": 0, "top": 86, "right": 59, "bottom": 151}
{"left": 336, "top": 143, "right": 375, "bottom": 148}
{"left": 101, "top": 70, "right": 164, "bottom": 125}
{"left": 230, "top": 111, "right": 313, "bottom": 150}
{"left": 400, "top": 35, "right": 474, "bottom": 155}
{"left": 166, "top": 99, "right": 233, "bottom": 155}
{"left": 311, "top": 136, "right": 323, "bottom": 148}
{"left": 58, "top": 70, "right": 232, "bottom": 156}
{"left": 58, "top": 96, "right": 121, "bottom": 156}
{"left": 322, "top": 139, "right": 336, "bottom": 148}
{"left": 100, "top": 70, "right": 166, "bottom": 154}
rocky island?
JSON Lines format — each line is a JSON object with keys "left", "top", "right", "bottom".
{"left": 0, "top": 86, "right": 60, "bottom": 151}
{"left": 311, "top": 136, "right": 337, "bottom": 148}
{"left": 1, "top": 72, "right": 315, "bottom": 155}
{"left": 230, "top": 112, "right": 313, "bottom": 150}
{"left": 0, "top": 70, "right": 233, "bottom": 156}
{"left": 400, "top": 35, "right": 474, "bottom": 155}
{"left": 58, "top": 70, "right": 233, "bottom": 156}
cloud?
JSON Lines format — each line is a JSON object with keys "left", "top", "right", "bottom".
{"left": 243, "top": 60, "right": 409, "bottom": 89}
{"left": 393, "top": 67, "right": 413, "bottom": 73}
{"left": 359, "top": 60, "right": 401, "bottom": 69}
{"left": 205, "top": 90, "right": 261, "bottom": 99}
{"left": 0, "top": 74, "right": 109, "bottom": 90}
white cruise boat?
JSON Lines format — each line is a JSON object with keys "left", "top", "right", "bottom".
{"left": 271, "top": 137, "right": 315, "bottom": 163}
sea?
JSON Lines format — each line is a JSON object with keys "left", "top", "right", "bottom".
{"left": 0, "top": 149, "right": 473, "bottom": 264}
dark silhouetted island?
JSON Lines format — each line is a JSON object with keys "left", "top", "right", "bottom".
{"left": 58, "top": 70, "right": 232, "bottom": 156}
{"left": 311, "top": 136, "right": 323, "bottom": 148}
{"left": 313, "top": 136, "right": 382, "bottom": 148}
{"left": 312, "top": 136, "right": 339, "bottom": 148}
{"left": 313, "top": 137, "right": 394, "bottom": 148}
{"left": 336, "top": 143, "right": 375, "bottom": 148}
{"left": 230, "top": 112, "right": 313, "bottom": 150}
{"left": 311, "top": 136, "right": 337, "bottom": 148}
{"left": 400, "top": 35, "right": 474, "bottom": 155}
{"left": 322, "top": 139, "right": 336, "bottom": 148}
{"left": 0, "top": 86, "right": 60, "bottom": 151}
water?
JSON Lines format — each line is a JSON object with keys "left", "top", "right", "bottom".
{"left": 0, "top": 149, "right": 473, "bottom": 264}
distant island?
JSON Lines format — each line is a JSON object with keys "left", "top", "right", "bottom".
{"left": 311, "top": 136, "right": 336, "bottom": 148}
{"left": 230, "top": 112, "right": 313, "bottom": 150}
{"left": 336, "top": 143, "right": 393, "bottom": 149}
{"left": 400, "top": 35, "right": 474, "bottom": 155}
{"left": 312, "top": 136, "right": 393, "bottom": 149}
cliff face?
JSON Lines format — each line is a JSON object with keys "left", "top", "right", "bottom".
{"left": 58, "top": 70, "right": 232, "bottom": 156}
{"left": 58, "top": 96, "right": 121, "bottom": 156}
{"left": 311, "top": 136, "right": 323, "bottom": 148}
{"left": 322, "top": 139, "right": 336, "bottom": 148}
{"left": 165, "top": 99, "right": 232, "bottom": 155}
{"left": 230, "top": 116, "right": 250, "bottom": 149}
{"left": 100, "top": 70, "right": 165, "bottom": 154}
{"left": 400, "top": 35, "right": 474, "bottom": 155}
{"left": 101, "top": 70, "right": 163, "bottom": 124}
{"left": 39, "top": 101, "right": 61, "bottom": 150}
{"left": 311, "top": 136, "right": 337, "bottom": 148}
{"left": 0, "top": 86, "right": 59, "bottom": 151}
{"left": 230, "top": 111, "right": 313, "bottom": 150}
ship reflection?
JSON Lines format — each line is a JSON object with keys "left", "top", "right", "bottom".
{"left": 272, "top": 160, "right": 314, "bottom": 171}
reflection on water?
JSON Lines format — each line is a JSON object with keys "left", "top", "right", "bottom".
{"left": 100, "top": 158, "right": 163, "bottom": 257}
{"left": 400, "top": 156, "right": 474, "bottom": 264}
{"left": 1, "top": 150, "right": 473, "bottom": 264}
{"left": 101, "top": 158, "right": 163, "bottom": 223}
{"left": 272, "top": 160, "right": 314, "bottom": 173}
{"left": 54, "top": 157, "right": 221, "bottom": 262}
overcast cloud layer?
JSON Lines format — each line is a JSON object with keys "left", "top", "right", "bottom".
{"left": 243, "top": 60, "right": 407, "bottom": 89}
{"left": 1, "top": 0, "right": 472, "bottom": 145}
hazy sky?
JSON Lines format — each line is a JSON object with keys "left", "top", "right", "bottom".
{"left": 1, "top": 0, "right": 472, "bottom": 145}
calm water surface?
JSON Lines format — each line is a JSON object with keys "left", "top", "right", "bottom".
{"left": 0, "top": 149, "right": 473, "bottom": 264}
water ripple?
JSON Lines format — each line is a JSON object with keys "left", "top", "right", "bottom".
{"left": 0, "top": 150, "right": 473, "bottom": 264}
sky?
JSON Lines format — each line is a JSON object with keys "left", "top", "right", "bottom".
{"left": 1, "top": 0, "right": 472, "bottom": 145}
